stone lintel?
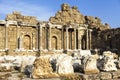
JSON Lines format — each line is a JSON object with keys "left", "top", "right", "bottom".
{"left": 18, "top": 22, "right": 37, "bottom": 27}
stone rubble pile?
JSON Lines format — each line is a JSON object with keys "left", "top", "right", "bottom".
{"left": 50, "top": 3, "right": 110, "bottom": 30}
{"left": 31, "top": 50, "right": 120, "bottom": 79}
{"left": 0, "top": 50, "right": 120, "bottom": 79}
{"left": 0, "top": 55, "right": 36, "bottom": 72}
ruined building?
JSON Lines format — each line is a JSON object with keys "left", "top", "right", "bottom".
{"left": 0, "top": 3, "right": 119, "bottom": 55}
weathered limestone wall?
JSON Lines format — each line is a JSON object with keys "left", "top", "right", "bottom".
{"left": 6, "top": 11, "right": 38, "bottom": 25}
{"left": 8, "top": 25, "right": 17, "bottom": 49}
{"left": 0, "top": 25, "right": 5, "bottom": 49}
{"left": 92, "top": 28, "right": 120, "bottom": 53}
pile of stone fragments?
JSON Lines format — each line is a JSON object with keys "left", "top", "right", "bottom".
{"left": 0, "top": 50, "right": 120, "bottom": 79}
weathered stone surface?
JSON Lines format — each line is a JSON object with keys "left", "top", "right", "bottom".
{"left": 100, "top": 72, "right": 112, "bottom": 80}
{"left": 0, "top": 63, "right": 14, "bottom": 72}
{"left": 98, "top": 51, "right": 118, "bottom": 72}
{"left": 32, "top": 55, "right": 58, "bottom": 79}
{"left": 50, "top": 54, "right": 74, "bottom": 74}
{"left": 50, "top": 3, "right": 110, "bottom": 30}
{"left": 102, "top": 57, "right": 117, "bottom": 71}
{"left": 111, "top": 70, "right": 120, "bottom": 79}
{"left": 83, "top": 55, "right": 99, "bottom": 74}
{"left": 20, "top": 56, "right": 36, "bottom": 72}
{"left": 85, "top": 16, "right": 110, "bottom": 30}
{"left": 56, "top": 54, "right": 74, "bottom": 74}
{"left": 6, "top": 11, "right": 38, "bottom": 25}
{"left": 103, "top": 51, "right": 118, "bottom": 59}
{"left": 50, "top": 3, "right": 85, "bottom": 25}
{"left": 117, "top": 57, "right": 120, "bottom": 69}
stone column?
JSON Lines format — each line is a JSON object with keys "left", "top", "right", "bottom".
{"left": 61, "top": 27, "right": 64, "bottom": 50}
{"left": 19, "top": 34, "right": 22, "bottom": 49}
{"left": 16, "top": 25, "right": 20, "bottom": 49}
{"left": 78, "top": 30, "right": 82, "bottom": 50}
{"left": 32, "top": 33, "right": 34, "bottom": 50}
{"left": 66, "top": 27, "right": 69, "bottom": 50}
{"left": 86, "top": 29, "right": 89, "bottom": 50}
{"left": 45, "top": 27, "right": 47, "bottom": 50}
{"left": 74, "top": 28, "right": 76, "bottom": 50}
{"left": 40, "top": 25, "right": 43, "bottom": 51}
{"left": 79, "top": 35, "right": 82, "bottom": 50}
{"left": 89, "top": 29, "right": 92, "bottom": 50}
{"left": 49, "top": 26, "right": 51, "bottom": 50}
{"left": 36, "top": 26, "right": 39, "bottom": 50}
{"left": 5, "top": 22, "right": 9, "bottom": 50}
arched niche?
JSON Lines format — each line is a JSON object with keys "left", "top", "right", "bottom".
{"left": 23, "top": 35, "right": 31, "bottom": 50}
{"left": 51, "top": 36, "right": 58, "bottom": 50}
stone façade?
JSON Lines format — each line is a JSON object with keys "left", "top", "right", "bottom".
{"left": 0, "top": 3, "right": 119, "bottom": 55}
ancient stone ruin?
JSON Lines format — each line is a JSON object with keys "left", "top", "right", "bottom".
{"left": 0, "top": 3, "right": 120, "bottom": 80}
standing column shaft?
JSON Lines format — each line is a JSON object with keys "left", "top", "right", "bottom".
{"left": 16, "top": 25, "right": 18, "bottom": 49}
{"left": 49, "top": 27, "right": 51, "bottom": 50}
{"left": 86, "top": 30, "right": 89, "bottom": 49}
{"left": 78, "top": 30, "right": 82, "bottom": 50}
{"left": 79, "top": 35, "right": 82, "bottom": 49}
{"left": 36, "top": 27, "right": 39, "bottom": 50}
{"left": 66, "top": 27, "right": 69, "bottom": 50}
{"left": 89, "top": 30, "right": 92, "bottom": 50}
{"left": 74, "top": 29, "right": 76, "bottom": 50}
{"left": 40, "top": 25, "right": 42, "bottom": 51}
{"left": 5, "top": 23, "right": 9, "bottom": 50}
{"left": 32, "top": 33, "right": 34, "bottom": 50}
{"left": 20, "top": 35, "right": 22, "bottom": 49}
{"left": 61, "top": 28, "right": 64, "bottom": 49}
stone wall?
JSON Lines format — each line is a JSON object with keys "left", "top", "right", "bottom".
{"left": 6, "top": 11, "right": 38, "bottom": 25}
{"left": 50, "top": 3, "right": 85, "bottom": 25}
{"left": 92, "top": 28, "right": 120, "bottom": 53}
{"left": 50, "top": 3, "right": 110, "bottom": 30}
{"left": 0, "top": 25, "right": 5, "bottom": 49}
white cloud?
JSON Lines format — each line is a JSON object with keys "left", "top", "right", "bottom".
{"left": 0, "top": 0, "right": 55, "bottom": 21}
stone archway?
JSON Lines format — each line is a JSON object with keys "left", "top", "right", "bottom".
{"left": 51, "top": 36, "right": 57, "bottom": 50}
{"left": 23, "top": 35, "right": 31, "bottom": 50}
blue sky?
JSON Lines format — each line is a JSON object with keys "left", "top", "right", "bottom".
{"left": 0, "top": 0, "right": 120, "bottom": 28}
